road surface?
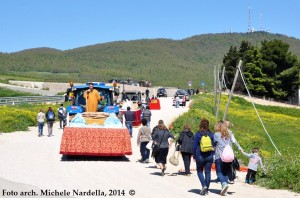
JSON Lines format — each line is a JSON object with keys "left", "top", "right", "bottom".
{"left": 0, "top": 97, "right": 298, "bottom": 198}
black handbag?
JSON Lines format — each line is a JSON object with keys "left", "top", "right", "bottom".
{"left": 151, "top": 131, "right": 166, "bottom": 157}
{"left": 152, "top": 144, "right": 160, "bottom": 157}
{"left": 233, "top": 157, "right": 240, "bottom": 171}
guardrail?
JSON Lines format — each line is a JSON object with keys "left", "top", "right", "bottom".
{"left": 0, "top": 96, "right": 64, "bottom": 105}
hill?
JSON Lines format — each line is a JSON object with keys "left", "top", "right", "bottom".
{"left": 1, "top": 32, "right": 300, "bottom": 89}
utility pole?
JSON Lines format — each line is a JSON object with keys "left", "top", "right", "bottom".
{"left": 213, "top": 65, "right": 218, "bottom": 114}
{"left": 223, "top": 60, "right": 242, "bottom": 121}
{"left": 216, "top": 66, "right": 225, "bottom": 120}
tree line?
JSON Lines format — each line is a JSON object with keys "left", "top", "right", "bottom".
{"left": 222, "top": 39, "right": 300, "bottom": 101}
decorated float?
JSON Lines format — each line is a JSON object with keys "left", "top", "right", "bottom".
{"left": 60, "top": 82, "right": 132, "bottom": 157}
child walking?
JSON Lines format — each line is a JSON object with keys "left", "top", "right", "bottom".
{"left": 241, "top": 147, "right": 266, "bottom": 184}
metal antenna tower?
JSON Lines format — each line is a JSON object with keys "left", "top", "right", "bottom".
{"left": 260, "top": 13, "right": 264, "bottom": 31}
{"left": 248, "top": 4, "right": 252, "bottom": 32}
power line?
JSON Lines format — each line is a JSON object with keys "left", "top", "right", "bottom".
{"left": 237, "top": 66, "right": 282, "bottom": 156}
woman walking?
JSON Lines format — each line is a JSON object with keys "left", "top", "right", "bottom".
{"left": 193, "top": 118, "right": 214, "bottom": 195}
{"left": 177, "top": 124, "right": 194, "bottom": 176}
{"left": 153, "top": 121, "right": 174, "bottom": 176}
{"left": 214, "top": 121, "right": 242, "bottom": 196}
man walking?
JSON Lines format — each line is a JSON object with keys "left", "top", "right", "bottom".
{"left": 46, "top": 107, "right": 55, "bottom": 137}
{"left": 141, "top": 106, "right": 152, "bottom": 127}
{"left": 58, "top": 103, "right": 66, "bottom": 129}
{"left": 124, "top": 106, "right": 135, "bottom": 138}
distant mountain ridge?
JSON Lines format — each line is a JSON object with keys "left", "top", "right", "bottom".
{"left": 1, "top": 32, "right": 300, "bottom": 89}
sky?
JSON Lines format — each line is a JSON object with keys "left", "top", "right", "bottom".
{"left": 0, "top": 0, "right": 299, "bottom": 53}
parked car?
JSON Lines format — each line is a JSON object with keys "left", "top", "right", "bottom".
{"left": 175, "top": 89, "right": 190, "bottom": 101}
{"left": 187, "top": 88, "right": 195, "bottom": 96}
{"left": 172, "top": 95, "right": 184, "bottom": 106}
{"left": 157, "top": 88, "right": 168, "bottom": 98}
{"left": 122, "top": 90, "right": 141, "bottom": 102}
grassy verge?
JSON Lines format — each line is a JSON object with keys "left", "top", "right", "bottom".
{"left": 0, "top": 87, "right": 39, "bottom": 97}
{"left": 0, "top": 73, "right": 43, "bottom": 84}
{"left": 171, "top": 93, "right": 300, "bottom": 193}
{"left": 0, "top": 103, "right": 63, "bottom": 132}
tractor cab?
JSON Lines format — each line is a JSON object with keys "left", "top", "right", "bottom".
{"left": 67, "top": 82, "right": 119, "bottom": 115}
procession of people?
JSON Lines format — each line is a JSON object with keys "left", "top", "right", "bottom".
{"left": 35, "top": 85, "right": 266, "bottom": 197}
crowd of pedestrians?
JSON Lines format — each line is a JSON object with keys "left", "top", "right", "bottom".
{"left": 136, "top": 116, "right": 265, "bottom": 196}
{"left": 38, "top": 96, "right": 265, "bottom": 196}
{"left": 36, "top": 104, "right": 66, "bottom": 137}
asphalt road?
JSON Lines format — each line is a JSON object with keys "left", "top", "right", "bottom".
{"left": 0, "top": 82, "right": 57, "bottom": 96}
{"left": 0, "top": 97, "right": 298, "bottom": 198}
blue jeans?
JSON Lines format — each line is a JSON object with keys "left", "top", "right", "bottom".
{"left": 125, "top": 121, "right": 133, "bottom": 137}
{"left": 196, "top": 153, "right": 214, "bottom": 189}
{"left": 38, "top": 122, "right": 44, "bottom": 136}
{"left": 181, "top": 152, "right": 192, "bottom": 174}
{"left": 146, "top": 119, "right": 150, "bottom": 128}
{"left": 140, "top": 141, "right": 150, "bottom": 161}
{"left": 215, "top": 158, "right": 229, "bottom": 184}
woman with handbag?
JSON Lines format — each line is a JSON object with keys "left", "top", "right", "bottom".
{"left": 177, "top": 124, "right": 194, "bottom": 176}
{"left": 137, "top": 118, "right": 152, "bottom": 163}
{"left": 193, "top": 118, "right": 214, "bottom": 196}
{"left": 214, "top": 121, "right": 242, "bottom": 196}
{"left": 153, "top": 121, "right": 174, "bottom": 176}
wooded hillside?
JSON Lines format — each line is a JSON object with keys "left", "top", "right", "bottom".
{"left": 1, "top": 32, "right": 300, "bottom": 89}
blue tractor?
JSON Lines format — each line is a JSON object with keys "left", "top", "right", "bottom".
{"left": 66, "top": 82, "right": 119, "bottom": 115}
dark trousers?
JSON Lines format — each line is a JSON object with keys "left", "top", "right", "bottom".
{"left": 140, "top": 141, "right": 150, "bottom": 161}
{"left": 196, "top": 153, "right": 213, "bottom": 188}
{"left": 228, "top": 162, "right": 236, "bottom": 181}
{"left": 246, "top": 169, "right": 257, "bottom": 183}
{"left": 181, "top": 152, "right": 192, "bottom": 174}
{"left": 59, "top": 117, "right": 65, "bottom": 129}
{"left": 125, "top": 121, "right": 133, "bottom": 137}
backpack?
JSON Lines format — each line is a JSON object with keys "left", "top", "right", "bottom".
{"left": 200, "top": 132, "right": 213, "bottom": 152}
{"left": 58, "top": 107, "right": 65, "bottom": 118}
{"left": 221, "top": 144, "right": 235, "bottom": 162}
{"left": 47, "top": 111, "right": 55, "bottom": 120}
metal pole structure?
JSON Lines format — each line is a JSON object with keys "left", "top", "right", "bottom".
{"left": 216, "top": 66, "right": 225, "bottom": 120}
{"left": 213, "top": 65, "right": 218, "bottom": 114}
{"left": 223, "top": 60, "right": 242, "bottom": 121}
{"left": 215, "top": 65, "right": 220, "bottom": 120}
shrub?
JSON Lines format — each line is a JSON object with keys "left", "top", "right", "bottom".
{"left": 257, "top": 154, "right": 300, "bottom": 193}
{"left": 0, "top": 103, "right": 60, "bottom": 132}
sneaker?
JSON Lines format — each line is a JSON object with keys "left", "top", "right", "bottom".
{"left": 200, "top": 187, "right": 207, "bottom": 195}
{"left": 205, "top": 188, "right": 209, "bottom": 195}
{"left": 228, "top": 180, "right": 235, "bottom": 184}
{"left": 220, "top": 184, "right": 229, "bottom": 196}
